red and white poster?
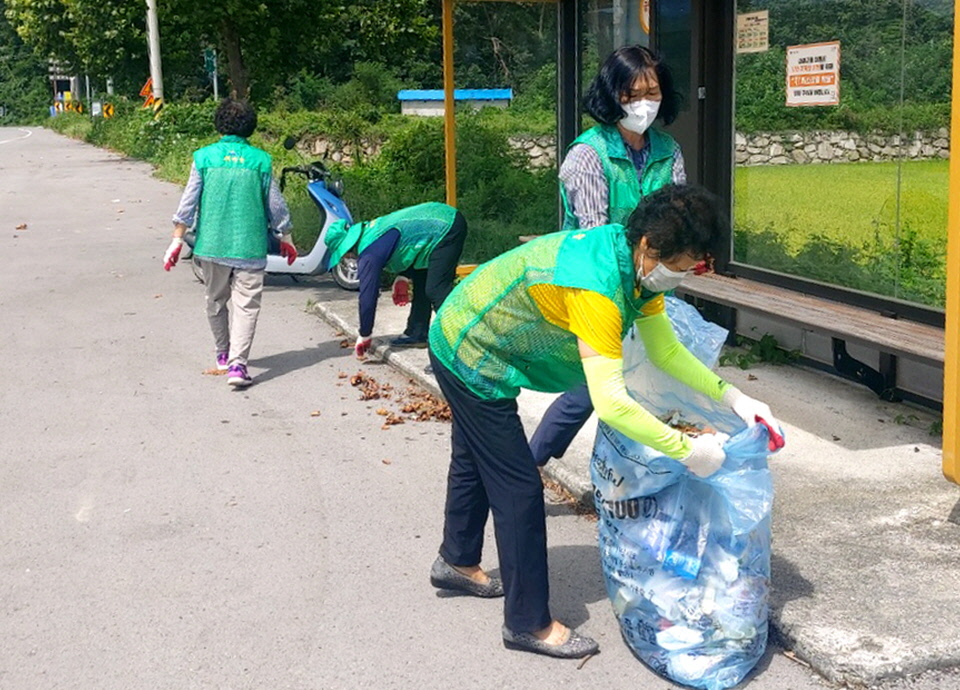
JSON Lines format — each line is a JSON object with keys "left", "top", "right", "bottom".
{"left": 786, "top": 41, "right": 840, "bottom": 107}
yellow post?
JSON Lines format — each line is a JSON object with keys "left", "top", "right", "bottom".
{"left": 943, "top": 0, "right": 960, "bottom": 483}
{"left": 442, "top": 0, "right": 457, "bottom": 206}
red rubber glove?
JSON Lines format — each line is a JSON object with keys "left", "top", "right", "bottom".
{"left": 392, "top": 276, "right": 411, "bottom": 306}
{"left": 279, "top": 236, "right": 298, "bottom": 266}
{"left": 355, "top": 336, "right": 372, "bottom": 359}
{"left": 163, "top": 237, "right": 183, "bottom": 271}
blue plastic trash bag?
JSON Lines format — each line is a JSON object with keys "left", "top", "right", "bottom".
{"left": 592, "top": 296, "right": 779, "bottom": 690}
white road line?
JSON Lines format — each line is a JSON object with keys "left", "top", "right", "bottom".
{"left": 0, "top": 128, "right": 33, "bottom": 145}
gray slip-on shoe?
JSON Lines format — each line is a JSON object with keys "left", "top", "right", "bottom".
{"left": 429, "top": 556, "right": 504, "bottom": 598}
{"left": 501, "top": 625, "right": 599, "bottom": 659}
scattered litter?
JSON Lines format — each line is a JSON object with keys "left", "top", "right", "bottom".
{"left": 153, "top": 294, "right": 163, "bottom": 299}
{"left": 15, "top": 223, "right": 26, "bottom": 230}
{"left": 577, "top": 653, "right": 597, "bottom": 670}
{"left": 381, "top": 413, "right": 405, "bottom": 428}
{"left": 202, "top": 368, "right": 227, "bottom": 376}
{"left": 782, "top": 650, "right": 810, "bottom": 668}
{"left": 382, "top": 458, "right": 392, "bottom": 465}
{"left": 337, "top": 371, "right": 348, "bottom": 379}
{"left": 397, "top": 387, "right": 451, "bottom": 422}
{"left": 310, "top": 410, "right": 321, "bottom": 417}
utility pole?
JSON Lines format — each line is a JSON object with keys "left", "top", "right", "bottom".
{"left": 145, "top": 0, "right": 164, "bottom": 104}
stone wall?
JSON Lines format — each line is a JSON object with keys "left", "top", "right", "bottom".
{"left": 507, "top": 136, "right": 558, "bottom": 168}
{"left": 735, "top": 129, "right": 950, "bottom": 166}
{"left": 302, "top": 129, "right": 950, "bottom": 169}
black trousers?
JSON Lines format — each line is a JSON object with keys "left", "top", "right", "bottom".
{"left": 528, "top": 384, "right": 594, "bottom": 466}
{"left": 430, "top": 350, "right": 552, "bottom": 633}
{"left": 402, "top": 212, "right": 468, "bottom": 340}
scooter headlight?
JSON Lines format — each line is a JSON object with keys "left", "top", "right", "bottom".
{"left": 330, "top": 178, "right": 345, "bottom": 198}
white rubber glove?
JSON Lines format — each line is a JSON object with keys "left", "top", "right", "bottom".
{"left": 163, "top": 237, "right": 183, "bottom": 271}
{"left": 723, "top": 387, "right": 781, "bottom": 434}
{"left": 355, "top": 335, "right": 372, "bottom": 359}
{"left": 680, "top": 432, "right": 730, "bottom": 478}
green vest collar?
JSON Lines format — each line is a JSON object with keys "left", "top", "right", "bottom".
{"left": 219, "top": 135, "right": 248, "bottom": 144}
{"left": 592, "top": 124, "right": 674, "bottom": 166}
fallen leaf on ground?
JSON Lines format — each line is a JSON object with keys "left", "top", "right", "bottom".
{"left": 15, "top": 223, "right": 27, "bottom": 230}
{"left": 381, "top": 458, "right": 392, "bottom": 465}
{"left": 153, "top": 294, "right": 163, "bottom": 299}
{"left": 202, "top": 368, "right": 227, "bottom": 376}
{"left": 339, "top": 339, "right": 351, "bottom": 349}
{"left": 337, "top": 371, "right": 348, "bottom": 379}
{"left": 747, "top": 374, "right": 758, "bottom": 381}
{"left": 376, "top": 408, "right": 389, "bottom": 416}
{"left": 310, "top": 410, "right": 321, "bottom": 417}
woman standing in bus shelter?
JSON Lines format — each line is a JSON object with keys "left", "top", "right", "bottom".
{"left": 529, "top": 44, "right": 690, "bottom": 467}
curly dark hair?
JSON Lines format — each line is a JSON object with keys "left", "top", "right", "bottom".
{"left": 625, "top": 184, "right": 728, "bottom": 260}
{"left": 214, "top": 98, "right": 257, "bottom": 137}
{"left": 583, "top": 45, "right": 680, "bottom": 127}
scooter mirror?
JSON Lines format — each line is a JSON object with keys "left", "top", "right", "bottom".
{"left": 282, "top": 135, "right": 299, "bottom": 151}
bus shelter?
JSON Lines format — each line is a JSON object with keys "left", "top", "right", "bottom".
{"left": 439, "top": 0, "right": 959, "bottom": 484}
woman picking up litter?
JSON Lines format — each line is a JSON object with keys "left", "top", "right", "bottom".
{"left": 426, "top": 185, "right": 782, "bottom": 659}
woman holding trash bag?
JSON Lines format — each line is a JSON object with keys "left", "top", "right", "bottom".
{"left": 530, "top": 44, "right": 687, "bottom": 466}
{"left": 426, "top": 185, "right": 782, "bottom": 659}
{"left": 323, "top": 201, "right": 467, "bottom": 358}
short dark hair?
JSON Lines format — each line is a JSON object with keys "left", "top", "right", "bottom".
{"left": 214, "top": 99, "right": 257, "bottom": 137}
{"left": 626, "top": 184, "right": 728, "bottom": 260}
{"left": 583, "top": 45, "right": 680, "bottom": 126}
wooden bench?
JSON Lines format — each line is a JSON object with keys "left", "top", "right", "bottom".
{"left": 678, "top": 273, "right": 945, "bottom": 401}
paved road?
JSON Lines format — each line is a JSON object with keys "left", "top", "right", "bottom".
{"left": 1, "top": 126, "right": 957, "bottom": 690}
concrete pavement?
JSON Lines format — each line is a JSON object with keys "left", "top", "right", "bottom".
{"left": 309, "top": 208, "right": 960, "bottom": 687}
{"left": 1, "top": 125, "right": 958, "bottom": 689}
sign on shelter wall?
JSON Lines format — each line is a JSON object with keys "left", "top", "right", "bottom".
{"left": 737, "top": 11, "right": 769, "bottom": 53}
{"left": 786, "top": 41, "right": 840, "bottom": 107}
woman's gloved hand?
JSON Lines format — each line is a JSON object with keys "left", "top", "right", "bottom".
{"left": 680, "top": 432, "right": 730, "bottom": 477}
{"left": 279, "top": 235, "right": 298, "bottom": 266}
{"left": 392, "top": 276, "right": 411, "bottom": 306}
{"left": 355, "top": 335, "right": 372, "bottom": 359}
{"left": 163, "top": 237, "right": 183, "bottom": 271}
{"left": 723, "top": 387, "right": 781, "bottom": 433}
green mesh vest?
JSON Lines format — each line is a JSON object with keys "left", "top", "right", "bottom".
{"left": 429, "top": 224, "right": 655, "bottom": 400}
{"left": 326, "top": 202, "right": 457, "bottom": 272}
{"left": 561, "top": 125, "right": 678, "bottom": 231}
{"left": 193, "top": 135, "right": 273, "bottom": 260}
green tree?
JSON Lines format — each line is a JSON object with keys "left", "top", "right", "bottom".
{"left": 0, "top": 0, "right": 50, "bottom": 123}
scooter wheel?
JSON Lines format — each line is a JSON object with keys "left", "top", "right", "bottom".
{"left": 333, "top": 255, "right": 360, "bottom": 291}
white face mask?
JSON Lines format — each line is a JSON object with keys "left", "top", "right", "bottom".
{"left": 620, "top": 98, "right": 661, "bottom": 135}
{"left": 637, "top": 260, "right": 690, "bottom": 293}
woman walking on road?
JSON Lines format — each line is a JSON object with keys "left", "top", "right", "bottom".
{"left": 162, "top": 99, "right": 296, "bottom": 388}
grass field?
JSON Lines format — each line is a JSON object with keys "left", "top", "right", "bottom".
{"left": 733, "top": 159, "right": 948, "bottom": 307}
{"left": 734, "top": 159, "right": 948, "bottom": 250}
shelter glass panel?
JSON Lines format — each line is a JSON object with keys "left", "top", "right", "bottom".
{"left": 732, "top": 0, "right": 953, "bottom": 308}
